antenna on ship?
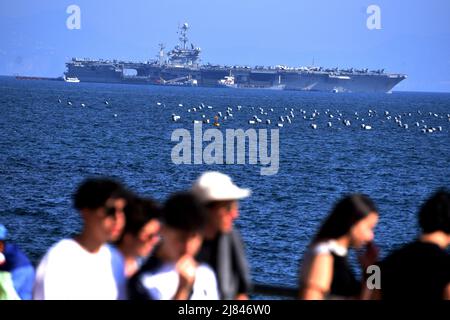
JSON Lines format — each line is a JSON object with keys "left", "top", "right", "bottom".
{"left": 158, "top": 43, "right": 166, "bottom": 66}
{"left": 179, "top": 22, "right": 189, "bottom": 50}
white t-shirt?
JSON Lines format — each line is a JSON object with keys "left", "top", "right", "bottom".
{"left": 139, "top": 262, "right": 219, "bottom": 300}
{"left": 33, "top": 239, "right": 126, "bottom": 300}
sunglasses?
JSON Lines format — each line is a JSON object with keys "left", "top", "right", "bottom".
{"left": 139, "top": 232, "right": 160, "bottom": 242}
{"left": 104, "top": 205, "right": 122, "bottom": 218}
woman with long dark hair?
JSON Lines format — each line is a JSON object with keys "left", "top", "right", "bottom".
{"left": 299, "top": 194, "right": 379, "bottom": 300}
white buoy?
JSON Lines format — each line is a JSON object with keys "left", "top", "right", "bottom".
{"left": 81, "top": 103, "right": 86, "bottom": 107}
{"left": 311, "top": 123, "right": 317, "bottom": 129}
{"left": 178, "top": 103, "right": 183, "bottom": 107}
{"left": 113, "top": 113, "right": 118, "bottom": 117}
{"left": 157, "top": 102, "right": 162, "bottom": 106}
{"left": 67, "top": 101, "right": 72, "bottom": 106}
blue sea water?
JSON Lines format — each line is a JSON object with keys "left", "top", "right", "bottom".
{"left": 0, "top": 76, "right": 449, "bottom": 297}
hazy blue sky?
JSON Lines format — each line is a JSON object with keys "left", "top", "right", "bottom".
{"left": 1, "top": 0, "right": 449, "bottom": 92}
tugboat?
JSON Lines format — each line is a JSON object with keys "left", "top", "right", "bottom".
{"left": 218, "top": 73, "right": 237, "bottom": 88}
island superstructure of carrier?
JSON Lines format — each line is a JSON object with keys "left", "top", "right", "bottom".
{"left": 64, "top": 23, "right": 406, "bottom": 93}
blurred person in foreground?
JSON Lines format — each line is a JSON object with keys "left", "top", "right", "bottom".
{"left": 192, "top": 171, "right": 252, "bottom": 300}
{"left": 374, "top": 189, "right": 450, "bottom": 300}
{"left": 33, "top": 178, "right": 128, "bottom": 300}
{"left": 0, "top": 224, "right": 35, "bottom": 300}
{"left": 113, "top": 196, "right": 161, "bottom": 278}
{"left": 128, "top": 192, "right": 219, "bottom": 300}
{"left": 298, "top": 194, "right": 379, "bottom": 300}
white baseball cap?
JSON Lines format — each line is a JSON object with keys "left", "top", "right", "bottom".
{"left": 192, "top": 171, "right": 251, "bottom": 203}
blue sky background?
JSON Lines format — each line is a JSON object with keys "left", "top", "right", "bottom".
{"left": 0, "top": 0, "right": 449, "bottom": 92}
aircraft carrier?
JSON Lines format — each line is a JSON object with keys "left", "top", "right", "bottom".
{"left": 64, "top": 23, "right": 406, "bottom": 93}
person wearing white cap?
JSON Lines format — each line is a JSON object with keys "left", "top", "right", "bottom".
{"left": 192, "top": 171, "right": 252, "bottom": 300}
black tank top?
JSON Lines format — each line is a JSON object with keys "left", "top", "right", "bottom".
{"left": 300, "top": 241, "right": 361, "bottom": 299}
{"left": 329, "top": 253, "right": 361, "bottom": 298}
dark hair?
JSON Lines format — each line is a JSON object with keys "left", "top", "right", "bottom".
{"left": 122, "top": 197, "right": 161, "bottom": 237}
{"left": 73, "top": 178, "right": 127, "bottom": 210}
{"left": 418, "top": 189, "right": 450, "bottom": 234}
{"left": 313, "top": 194, "right": 378, "bottom": 243}
{"left": 163, "top": 192, "right": 207, "bottom": 232}
{"left": 205, "top": 200, "right": 234, "bottom": 211}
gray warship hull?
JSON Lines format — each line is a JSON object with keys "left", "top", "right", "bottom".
{"left": 65, "top": 62, "right": 405, "bottom": 93}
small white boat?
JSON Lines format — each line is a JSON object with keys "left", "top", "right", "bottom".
{"left": 64, "top": 76, "right": 80, "bottom": 83}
